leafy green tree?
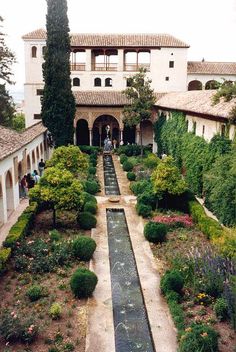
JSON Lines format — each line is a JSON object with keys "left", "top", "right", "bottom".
{"left": 12, "top": 113, "right": 25, "bottom": 131}
{"left": 151, "top": 156, "right": 187, "bottom": 198}
{"left": 47, "top": 145, "right": 89, "bottom": 177}
{"left": 212, "top": 80, "right": 236, "bottom": 123}
{"left": 0, "top": 16, "right": 16, "bottom": 127}
{"left": 122, "top": 68, "right": 156, "bottom": 156}
{"left": 41, "top": 0, "right": 75, "bottom": 147}
{"left": 30, "top": 167, "right": 84, "bottom": 226}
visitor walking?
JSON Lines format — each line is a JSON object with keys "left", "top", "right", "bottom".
{"left": 33, "top": 170, "right": 40, "bottom": 184}
{"left": 20, "top": 175, "right": 28, "bottom": 198}
{"left": 26, "top": 173, "right": 35, "bottom": 189}
{"left": 38, "top": 159, "right": 45, "bottom": 176}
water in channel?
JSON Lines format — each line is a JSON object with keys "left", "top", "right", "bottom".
{"left": 103, "top": 155, "right": 120, "bottom": 195}
{"left": 107, "top": 209, "right": 155, "bottom": 352}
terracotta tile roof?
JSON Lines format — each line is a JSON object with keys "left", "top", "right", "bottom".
{"left": 0, "top": 122, "right": 47, "bottom": 161}
{"left": 155, "top": 90, "right": 236, "bottom": 120}
{"left": 188, "top": 61, "right": 236, "bottom": 75}
{"left": 22, "top": 29, "right": 189, "bottom": 48}
{"left": 74, "top": 91, "right": 130, "bottom": 106}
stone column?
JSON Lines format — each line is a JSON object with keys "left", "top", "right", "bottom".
{"left": 118, "top": 49, "right": 124, "bottom": 71}
{"left": 86, "top": 49, "right": 92, "bottom": 71}
{"left": 120, "top": 129, "right": 123, "bottom": 142}
{"left": 73, "top": 131, "right": 77, "bottom": 145}
{"left": 89, "top": 128, "right": 93, "bottom": 146}
{"left": 136, "top": 129, "right": 140, "bottom": 144}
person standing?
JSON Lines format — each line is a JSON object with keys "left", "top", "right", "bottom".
{"left": 38, "top": 159, "right": 45, "bottom": 176}
{"left": 21, "top": 175, "right": 28, "bottom": 198}
{"left": 33, "top": 170, "right": 40, "bottom": 184}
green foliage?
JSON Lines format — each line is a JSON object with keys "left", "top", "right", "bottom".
{"left": 0, "top": 84, "right": 15, "bottom": 127}
{"left": 137, "top": 190, "right": 157, "bottom": 209}
{"left": 144, "top": 221, "right": 167, "bottom": 243}
{"left": 167, "top": 293, "right": 185, "bottom": 332}
{"left": 0, "top": 248, "right": 11, "bottom": 274}
{"left": 83, "top": 179, "right": 100, "bottom": 195}
{"left": 151, "top": 156, "right": 187, "bottom": 197}
{"left": 41, "top": 0, "right": 76, "bottom": 146}
{"left": 214, "top": 298, "right": 228, "bottom": 321}
{"left": 72, "top": 236, "right": 96, "bottom": 261}
{"left": 0, "top": 310, "right": 38, "bottom": 343}
{"left": 130, "top": 179, "right": 151, "bottom": 196}
{"left": 26, "top": 285, "right": 44, "bottom": 302}
{"left": 84, "top": 201, "right": 97, "bottom": 215}
{"left": 12, "top": 113, "right": 25, "bottom": 131}
{"left": 212, "top": 80, "right": 236, "bottom": 123}
{"left": 47, "top": 145, "right": 89, "bottom": 177}
{"left": 160, "top": 269, "right": 184, "bottom": 295}
{"left": 122, "top": 160, "right": 134, "bottom": 172}
{"left": 79, "top": 145, "right": 101, "bottom": 155}
{"left": 120, "top": 154, "right": 128, "bottom": 164}
{"left": 143, "top": 153, "right": 160, "bottom": 169}
{"left": 136, "top": 202, "right": 152, "bottom": 218}
{"left": 49, "top": 229, "right": 61, "bottom": 242}
{"left": 77, "top": 212, "right": 97, "bottom": 230}
{"left": 118, "top": 144, "right": 151, "bottom": 156}
{"left": 30, "top": 167, "right": 84, "bottom": 226}
{"left": 70, "top": 267, "right": 98, "bottom": 298}
{"left": 122, "top": 68, "right": 156, "bottom": 155}
{"left": 88, "top": 166, "right": 96, "bottom": 175}
{"left": 178, "top": 323, "right": 219, "bottom": 352}
{"left": 127, "top": 171, "right": 136, "bottom": 181}
{"left": 49, "top": 303, "right": 62, "bottom": 320}
{"left": 83, "top": 192, "right": 97, "bottom": 205}
{"left": 188, "top": 200, "right": 223, "bottom": 240}
{"left": 0, "top": 17, "right": 16, "bottom": 84}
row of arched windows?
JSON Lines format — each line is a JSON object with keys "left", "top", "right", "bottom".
{"left": 72, "top": 77, "right": 113, "bottom": 87}
{"left": 31, "top": 46, "right": 46, "bottom": 58}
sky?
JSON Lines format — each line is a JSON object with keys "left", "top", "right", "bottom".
{"left": 1, "top": 0, "right": 236, "bottom": 101}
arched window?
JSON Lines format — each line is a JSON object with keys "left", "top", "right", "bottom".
{"left": 94, "top": 78, "right": 101, "bottom": 87}
{"left": 73, "top": 77, "right": 80, "bottom": 86}
{"left": 126, "top": 78, "right": 132, "bottom": 87}
{"left": 105, "top": 78, "right": 112, "bottom": 87}
{"left": 42, "top": 46, "right": 46, "bottom": 56}
{"left": 31, "top": 46, "right": 37, "bottom": 58}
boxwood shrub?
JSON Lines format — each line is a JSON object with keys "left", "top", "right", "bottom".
{"left": 26, "top": 285, "right": 44, "bottom": 302}
{"left": 84, "top": 202, "right": 97, "bottom": 215}
{"left": 83, "top": 192, "right": 97, "bottom": 205}
{"left": 122, "top": 160, "right": 133, "bottom": 172}
{"left": 137, "top": 191, "right": 157, "bottom": 209}
{"left": 88, "top": 166, "right": 96, "bottom": 175}
{"left": 72, "top": 236, "right": 96, "bottom": 261}
{"left": 77, "top": 212, "right": 97, "bottom": 230}
{"left": 127, "top": 171, "right": 136, "bottom": 181}
{"left": 120, "top": 154, "right": 128, "bottom": 164}
{"left": 83, "top": 180, "right": 100, "bottom": 195}
{"left": 160, "top": 269, "right": 184, "bottom": 295}
{"left": 136, "top": 203, "right": 152, "bottom": 218}
{"left": 70, "top": 267, "right": 98, "bottom": 298}
{"left": 130, "top": 180, "right": 150, "bottom": 196}
{"left": 144, "top": 221, "right": 167, "bottom": 243}
{"left": 0, "top": 248, "right": 11, "bottom": 274}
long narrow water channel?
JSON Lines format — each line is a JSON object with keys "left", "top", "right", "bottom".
{"left": 103, "top": 154, "right": 120, "bottom": 195}
{"left": 107, "top": 209, "right": 155, "bottom": 352}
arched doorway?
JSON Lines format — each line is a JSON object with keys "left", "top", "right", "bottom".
{"left": 141, "top": 120, "right": 153, "bottom": 146}
{"left": 188, "top": 80, "right": 203, "bottom": 91}
{"left": 5, "top": 171, "right": 14, "bottom": 218}
{"left": 76, "top": 119, "right": 89, "bottom": 146}
{"left": 123, "top": 125, "right": 136, "bottom": 144}
{"left": 92, "top": 115, "right": 120, "bottom": 147}
{"left": 0, "top": 181, "right": 4, "bottom": 225}
{"left": 205, "top": 80, "right": 220, "bottom": 90}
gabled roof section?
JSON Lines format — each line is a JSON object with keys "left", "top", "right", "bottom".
{"left": 188, "top": 61, "right": 236, "bottom": 75}
{"left": 22, "top": 29, "right": 189, "bottom": 48}
{"left": 0, "top": 122, "right": 47, "bottom": 161}
{"left": 74, "top": 91, "right": 130, "bottom": 106}
{"left": 155, "top": 90, "right": 236, "bottom": 120}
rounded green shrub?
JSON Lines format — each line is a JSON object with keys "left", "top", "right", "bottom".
{"left": 84, "top": 202, "right": 97, "bottom": 215}
{"left": 77, "top": 212, "right": 97, "bottom": 230}
{"left": 83, "top": 192, "right": 97, "bottom": 205}
{"left": 26, "top": 285, "right": 43, "bottom": 302}
{"left": 178, "top": 323, "right": 219, "bottom": 352}
{"left": 70, "top": 267, "right": 98, "bottom": 298}
{"left": 88, "top": 166, "right": 96, "bottom": 175}
{"left": 49, "top": 303, "right": 62, "bottom": 320}
{"left": 72, "top": 236, "right": 96, "bottom": 261}
{"left": 130, "top": 180, "right": 150, "bottom": 196}
{"left": 160, "top": 269, "right": 184, "bottom": 295}
{"left": 166, "top": 290, "right": 181, "bottom": 303}
{"left": 137, "top": 191, "right": 157, "bottom": 209}
{"left": 120, "top": 154, "right": 128, "bottom": 164}
{"left": 214, "top": 298, "right": 228, "bottom": 321}
{"left": 123, "top": 160, "right": 133, "bottom": 172}
{"left": 84, "top": 180, "right": 100, "bottom": 195}
{"left": 49, "top": 229, "right": 61, "bottom": 242}
{"left": 144, "top": 221, "right": 167, "bottom": 243}
{"left": 127, "top": 171, "right": 136, "bottom": 181}
{"left": 136, "top": 203, "right": 152, "bottom": 218}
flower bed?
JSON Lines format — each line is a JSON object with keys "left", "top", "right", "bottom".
{"left": 152, "top": 214, "right": 193, "bottom": 227}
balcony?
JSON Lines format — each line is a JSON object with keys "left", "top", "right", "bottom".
{"left": 92, "top": 63, "right": 118, "bottom": 71}
{"left": 124, "top": 63, "right": 150, "bottom": 72}
{"left": 70, "top": 63, "right": 86, "bottom": 71}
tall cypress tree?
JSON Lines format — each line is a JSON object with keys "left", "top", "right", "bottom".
{"left": 41, "top": 0, "right": 75, "bottom": 147}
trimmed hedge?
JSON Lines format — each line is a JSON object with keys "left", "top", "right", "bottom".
{"left": 84, "top": 202, "right": 97, "bottom": 215}
{"left": 122, "top": 160, "right": 133, "bottom": 172}
{"left": 127, "top": 172, "right": 136, "bottom": 181}
{"left": 120, "top": 154, "right": 128, "bottom": 164}
{"left": 136, "top": 203, "right": 152, "bottom": 218}
{"left": 70, "top": 267, "right": 98, "bottom": 298}
{"left": 160, "top": 269, "right": 184, "bottom": 295}
{"left": 83, "top": 192, "right": 97, "bottom": 205}
{"left": 77, "top": 212, "right": 97, "bottom": 230}
{"left": 188, "top": 200, "right": 222, "bottom": 240}
{"left": 0, "top": 248, "right": 11, "bottom": 274}
{"left": 72, "top": 236, "right": 97, "bottom": 261}
{"left": 3, "top": 202, "right": 38, "bottom": 249}
{"left": 83, "top": 180, "right": 100, "bottom": 195}
{"left": 88, "top": 166, "right": 96, "bottom": 175}
{"left": 144, "top": 221, "right": 167, "bottom": 243}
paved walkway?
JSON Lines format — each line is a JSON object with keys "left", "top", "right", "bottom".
{"left": 0, "top": 198, "right": 29, "bottom": 246}
{"left": 86, "top": 154, "right": 177, "bottom": 352}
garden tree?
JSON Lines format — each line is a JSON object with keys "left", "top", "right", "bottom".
{"left": 30, "top": 167, "right": 84, "bottom": 227}
{"left": 41, "top": 0, "right": 75, "bottom": 147}
{"left": 212, "top": 80, "right": 236, "bottom": 123}
{"left": 122, "top": 68, "right": 156, "bottom": 156}
{"left": 47, "top": 145, "right": 89, "bottom": 177}
{"left": 12, "top": 113, "right": 25, "bottom": 131}
{"left": 151, "top": 156, "right": 187, "bottom": 201}
{"left": 0, "top": 16, "right": 16, "bottom": 127}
